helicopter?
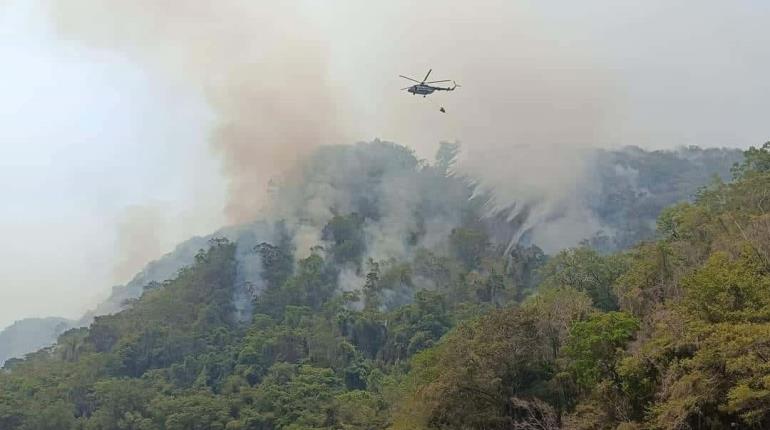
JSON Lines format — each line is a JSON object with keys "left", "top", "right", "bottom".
{"left": 399, "top": 69, "right": 459, "bottom": 97}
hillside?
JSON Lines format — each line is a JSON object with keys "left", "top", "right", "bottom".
{"left": 0, "top": 141, "right": 759, "bottom": 430}
{"left": 390, "top": 142, "right": 770, "bottom": 429}
{"left": 0, "top": 143, "right": 741, "bottom": 367}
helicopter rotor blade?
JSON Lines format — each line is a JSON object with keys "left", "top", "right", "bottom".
{"left": 425, "top": 80, "right": 451, "bottom": 84}
{"left": 400, "top": 87, "right": 412, "bottom": 90}
{"left": 422, "top": 69, "right": 432, "bottom": 82}
{"left": 399, "top": 75, "right": 421, "bottom": 83}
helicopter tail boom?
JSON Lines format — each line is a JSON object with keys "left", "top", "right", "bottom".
{"left": 434, "top": 81, "right": 460, "bottom": 91}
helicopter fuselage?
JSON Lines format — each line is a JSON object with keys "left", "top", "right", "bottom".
{"left": 400, "top": 70, "right": 458, "bottom": 97}
{"left": 408, "top": 84, "right": 436, "bottom": 96}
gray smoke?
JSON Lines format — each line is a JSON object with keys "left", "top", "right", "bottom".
{"left": 48, "top": 0, "right": 350, "bottom": 224}
{"left": 112, "top": 205, "right": 165, "bottom": 284}
{"left": 2, "top": 0, "right": 762, "bottom": 365}
{"left": 41, "top": 0, "right": 749, "bottom": 318}
{"left": 0, "top": 141, "right": 741, "bottom": 363}
{"left": 46, "top": 0, "right": 620, "bottom": 251}
{"left": 268, "top": 141, "right": 470, "bottom": 260}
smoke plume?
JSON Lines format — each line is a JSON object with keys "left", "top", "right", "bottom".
{"left": 112, "top": 205, "right": 164, "bottom": 283}
{"left": 48, "top": 0, "right": 619, "bottom": 254}
{"left": 48, "top": 0, "right": 349, "bottom": 224}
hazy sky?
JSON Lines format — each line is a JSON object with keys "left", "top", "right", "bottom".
{"left": 1, "top": 0, "right": 768, "bottom": 330}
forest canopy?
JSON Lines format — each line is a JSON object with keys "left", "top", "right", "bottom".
{"left": 1, "top": 141, "right": 767, "bottom": 430}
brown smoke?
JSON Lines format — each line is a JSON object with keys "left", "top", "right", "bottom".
{"left": 49, "top": 0, "right": 348, "bottom": 223}
{"left": 112, "top": 205, "right": 163, "bottom": 283}
{"left": 48, "top": 0, "right": 618, "bottom": 253}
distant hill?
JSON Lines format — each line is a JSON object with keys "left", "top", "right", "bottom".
{"left": 0, "top": 236, "right": 211, "bottom": 366}
{"left": 0, "top": 317, "right": 73, "bottom": 366}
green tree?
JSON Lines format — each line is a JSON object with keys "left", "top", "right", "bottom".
{"left": 391, "top": 307, "right": 553, "bottom": 430}
{"left": 732, "top": 141, "right": 770, "bottom": 179}
{"left": 681, "top": 251, "right": 770, "bottom": 323}
{"left": 85, "top": 378, "right": 156, "bottom": 430}
{"left": 539, "top": 247, "right": 629, "bottom": 311}
{"left": 252, "top": 364, "right": 342, "bottom": 429}
{"left": 150, "top": 392, "right": 230, "bottom": 430}
{"left": 449, "top": 227, "right": 488, "bottom": 270}
{"left": 563, "top": 312, "right": 639, "bottom": 390}
{"left": 20, "top": 401, "right": 76, "bottom": 430}
{"left": 334, "top": 390, "right": 387, "bottom": 429}
{"left": 323, "top": 213, "right": 367, "bottom": 267}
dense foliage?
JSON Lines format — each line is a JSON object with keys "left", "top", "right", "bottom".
{"left": 389, "top": 142, "right": 770, "bottom": 429}
{"left": 0, "top": 142, "right": 763, "bottom": 429}
{"left": 1, "top": 143, "right": 740, "bottom": 366}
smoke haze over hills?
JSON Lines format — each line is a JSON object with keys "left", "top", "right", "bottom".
{"left": 1, "top": 0, "right": 769, "bottom": 332}
{"left": 0, "top": 141, "right": 743, "bottom": 365}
